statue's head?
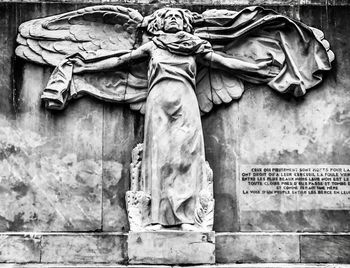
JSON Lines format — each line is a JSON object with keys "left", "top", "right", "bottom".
{"left": 146, "top": 8, "right": 193, "bottom": 34}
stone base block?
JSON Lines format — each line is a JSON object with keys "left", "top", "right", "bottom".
{"left": 216, "top": 233, "right": 300, "bottom": 263}
{"left": 41, "top": 234, "right": 127, "bottom": 263}
{"left": 128, "top": 231, "right": 215, "bottom": 264}
{"left": 300, "top": 235, "right": 350, "bottom": 263}
{"left": 0, "top": 235, "right": 40, "bottom": 263}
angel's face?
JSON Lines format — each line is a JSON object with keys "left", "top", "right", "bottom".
{"left": 163, "top": 10, "right": 184, "bottom": 33}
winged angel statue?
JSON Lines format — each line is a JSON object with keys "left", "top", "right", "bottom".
{"left": 16, "top": 5, "right": 334, "bottom": 231}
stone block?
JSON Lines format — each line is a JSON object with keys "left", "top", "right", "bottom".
{"left": 216, "top": 233, "right": 299, "bottom": 263}
{"left": 236, "top": 82, "right": 350, "bottom": 232}
{"left": 0, "top": 235, "right": 40, "bottom": 263}
{"left": 300, "top": 235, "right": 350, "bottom": 263}
{"left": 240, "top": 210, "right": 350, "bottom": 232}
{"left": 202, "top": 103, "right": 239, "bottom": 232}
{"left": 0, "top": 63, "right": 103, "bottom": 232}
{"left": 102, "top": 105, "right": 143, "bottom": 232}
{"left": 128, "top": 231, "right": 215, "bottom": 264}
{"left": 41, "top": 234, "right": 127, "bottom": 263}
{"left": 239, "top": 164, "right": 350, "bottom": 232}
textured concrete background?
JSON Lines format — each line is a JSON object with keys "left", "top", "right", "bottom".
{"left": 0, "top": 0, "right": 349, "bottom": 264}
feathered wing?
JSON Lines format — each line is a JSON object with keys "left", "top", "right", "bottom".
{"left": 193, "top": 6, "right": 334, "bottom": 114}
{"left": 196, "top": 65, "right": 244, "bottom": 114}
{"left": 16, "top": 5, "right": 148, "bottom": 113}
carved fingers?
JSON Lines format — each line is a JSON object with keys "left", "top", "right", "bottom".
{"left": 69, "top": 58, "right": 86, "bottom": 74}
{"left": 254, "top": 59, "right": 280, "bottom": 78}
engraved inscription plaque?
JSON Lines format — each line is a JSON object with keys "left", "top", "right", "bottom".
{"left": 240, "top": 165, "right": 350, "bottom": 211}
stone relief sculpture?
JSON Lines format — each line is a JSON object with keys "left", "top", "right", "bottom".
{"left": 15, "top": 5, "right": 334, "bottom": 231}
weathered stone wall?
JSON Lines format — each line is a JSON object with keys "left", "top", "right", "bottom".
{"left": 0, "top": 0, "right": 350, "bottom": 264}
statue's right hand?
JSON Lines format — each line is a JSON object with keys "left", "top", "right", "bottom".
{"left": 70, "top": 58, "right": 86, "bottom": 74}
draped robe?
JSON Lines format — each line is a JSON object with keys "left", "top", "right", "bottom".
{"left": 142, "top": 33, "right": 212, "bottom": 225}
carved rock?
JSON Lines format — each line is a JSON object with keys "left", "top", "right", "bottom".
{"left": 125, "top": 144, "right": 151, "bottom": 231}
{"left": 195, "top": 161, "right": 215, "bottom": 231}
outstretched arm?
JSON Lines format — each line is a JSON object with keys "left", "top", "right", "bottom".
{"left": 200, "top": 52, "right": 279, "bottom": 78}
{"left": 72, "top": 42, "right": 152, "bottom": 74}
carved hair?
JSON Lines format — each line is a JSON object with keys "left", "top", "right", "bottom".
{"left": 146, "top": 8, "right": 193, "bottom": 34}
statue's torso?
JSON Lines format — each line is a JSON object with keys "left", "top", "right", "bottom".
{"left": 147, "top": 44, "right": 197, "bottom": 91}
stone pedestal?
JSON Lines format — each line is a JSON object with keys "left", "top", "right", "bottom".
{"left": 128, "top": 231, "right": 215, "bottom": 264}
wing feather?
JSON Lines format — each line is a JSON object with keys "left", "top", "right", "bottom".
{"left": 209, "top": 72, "right": 225, "bottom": 105}
{"left": 222, "top": 73, "right": 244, "bottom": 99}
{"left": 16, "top": 34, "right": 27, "bottom": 46}
{"left": 16, "top": 46, "right": 48, "bottom": 65}
{"left": 196, "top": 68, "right": 214, "bottom": 113}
